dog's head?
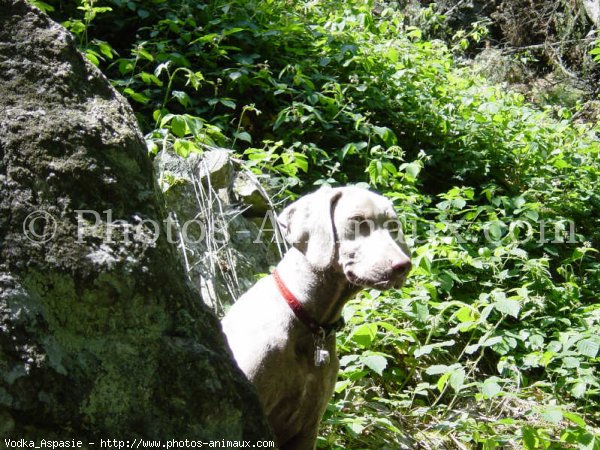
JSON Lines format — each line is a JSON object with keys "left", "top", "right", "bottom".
{"left": 277, "top": 186, "right": 411, "bottom": 290}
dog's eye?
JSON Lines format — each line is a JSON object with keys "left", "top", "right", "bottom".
{"left": 348, "top": 216, "right": 374, "bottom": 237}
{"left": 383, "top": 219, "right": 402, "bottom": 236}
{"left": 360, "top": 221, "right": 373, "bottom": 236}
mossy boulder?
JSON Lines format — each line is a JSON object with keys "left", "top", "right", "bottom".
{"left": 0, "top": 0, "right": 271, "bottom": 441}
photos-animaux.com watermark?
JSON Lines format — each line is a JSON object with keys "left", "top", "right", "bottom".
{"left": 22, "top": 208, "right": 579, "bottom": 247}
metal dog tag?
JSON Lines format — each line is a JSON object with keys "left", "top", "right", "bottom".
{"left": 314, "top": 328, "right": 330, "bottom": 367}
{"left": 314, "top": 348, "right": 330, "bottom": 367}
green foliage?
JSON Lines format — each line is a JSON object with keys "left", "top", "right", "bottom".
{"left": 39, "top": 0, "right": 600, "bottom": 447}
{"left": 60, "top": 0, "right": 116, "bottom": 66}
{"left": 591, "top": 40, "right": 600, "bottom": 65}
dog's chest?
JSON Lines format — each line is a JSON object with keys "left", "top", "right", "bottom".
{"left": 266, "top": 339, "right": 339, "bottom": 442}
{"left": 268, "top": 349, "right": 339, "bottom": 441}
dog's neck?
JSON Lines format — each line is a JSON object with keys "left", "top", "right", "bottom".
{"left": 274, "top": 248, "right": 360, "bottom": 326}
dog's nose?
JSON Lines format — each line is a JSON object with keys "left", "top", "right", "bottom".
{"left": 391, "top": 259, "right": 412, "bottom": 274}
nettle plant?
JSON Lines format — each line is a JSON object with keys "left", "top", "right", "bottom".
{"left": 322, "top": 179, "right": 600, "bottom": 449}
{"left": 41, "top": 0, "right": 600, "bottom": 448}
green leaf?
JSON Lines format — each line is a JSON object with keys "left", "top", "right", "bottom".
{"left": 347, "top": 419, "right": 365, "bottom": 435}
{"left": 493, "top": 295, "right": 521, "bottom": 318}
{"left": 414, "top": 344, "right": 434, "bottom": 358}
{"left": 247, "top": 150, "right": 267, "bottom": 161}
{"left": 577, "top": 433, "right": 596, "bottom": 450}
{"left": 465, "top": 343, "right": 479, "bottom": 354}
{"left": 191, "top": 33, "right": 219, "bottom": 44}
{"left": 540, "top": 407, "right": 563, "bottom": 424}
{"left": 223, "top": 27, "right": 246, "bottom": 36}
{"left": 173, "top": 139, "right": 197, "bottom": 158}
{"left": 455, "top": 306, "right": 476, "bottom": 323}
{"left": 97, "top": 41, "right": 114, "bottom": 59}
{"left": 234, "top": 131, "right": 252, "bottom": 144}
{"left": 386, "top": 46, "right": 399, "bottom": 62}
{"left": 187, "top": 71, "right": 204, "bottom": 90}
{"left": 172, "top": 90, "right": 191, "bottom": 108}
{"left": 228, "top": 70, "right": 244, "bottom": 80}
{"left": 273, "top": 110, "right": 288, "bottom": 131}
{"left": 414, "top": 301, "right": 429, "bottom": 322}
{"left": 452, "top": 198, "right": 466, "bottom": 209}
{"left": 488, "top": 221, "right": 505, "bottom": 240}
{"left": 334, "top": 379, "right": 351, "bottom": 394}
{"left": 137, "top": 8, "right": 150, "bottom": 19}
{"left": 118, "top": 59, "right": 134, "bottom": 75}
{"left": 90, "top": 6, "right": 111, "bottom": 13}
{"left": 406, "top": 26, "right": 422, "bottom": 39}
{"left": 481, "top": 378, "right": 502, "bottom": 398}
{"left": 140, "top": 72, "right": 163, "bottom": 86}
{"left": 339, "top": 354, "right": 359, "bottom": 367}
{"left": 360, "top": 354, "right": 387, "bottom": 376}
{"left": 134, "top": 48, "right": 154, "bottom": 61}
{"left": 382, "top": 161, "right": 398, "bottom": 176}
{"left": 85, "top": 50, "right": 100, "bottom": 66}
{"left": 293, "top": 152, "right": 308, "bottom": 172}
{"left": 64, "top": 19, "right": 86, "bottom": 35}
{"left": 540, "top": 351, "right": 555, "bottom": 367}
{"left": 576, "top": 339, "right": 599, "bottom": 358}
{"left": 367, "top": 160, "right": 379, "bottom": 184}
{"left": 439, "top": 273, "right": 453, "bottom": 292}
{"left": 425, "top": 364, "right": 452, "bottom": 375}
{"left": 123, "top": 88, "right": 150, "bottom": 104}
{"left": 372, "top": 125, "right": 397, "bottom": 146}
{"left": 481, "top": 336, "right": 503, "bottom": 347}
{"left": 522, "top": 426, "right": 538, "bottom": 450}
{"left": 146, "top": 140, "right": 158, "bottom": 155}
{"left": 570, "top": 380, "right": 587, "bottom": 398}
{"left": 170, "top": 115, "right": 187, "bottom": 138}
{"left": 437, "top": 372, "right": 451, "bottom": 392}
{"left": 414, "top": 340, "right": 455, "bottom": 358}
{"left": 449, "top": 368, "right": 465, "bottom": 392}
{"left": 562, "top": 356, "right": 580, "bottom": 368}
{"left": 220, "top": 99, "right": 237, "bottom": 109}
{"left": 563, "top": 411, "right": 587, "bottom": 428}
{"left": 182, "top": 114, "right": 204, "bottom": 138}
{"left": 30, "top": 0, "right": 55, "bottom": 12}
{"left": 351, "top": 323, "right": 378, "bottom": 348}
{"left": 403, "top": 162, "right": 421, "bottom": 179}
{"left": 340, "top": 143, "right": 357, "bottom": 160}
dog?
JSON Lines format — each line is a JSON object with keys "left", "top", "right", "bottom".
{"left": 222, "top": 186, "right": 411, "bottom": 449}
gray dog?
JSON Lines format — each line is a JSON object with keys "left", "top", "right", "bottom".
{"left": 222, "top": 186, "right": 411, "bottom": 449}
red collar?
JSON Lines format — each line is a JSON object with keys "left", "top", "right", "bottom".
{"left": 272, "top": 269, "right": 344, "bottom": 336}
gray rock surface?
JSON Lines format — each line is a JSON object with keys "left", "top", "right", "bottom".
{"left": 198, "top": 148, "right": 234, "bottom": 190}
{"left": 154, "top": 149, "right": 282, "bottom": 316}
{"left": 584, "top": 0, "right": 600, "bottom": 26}
{"left": 233, "top": 171, "right": 271, "bottom": 216}
{"left": 0, "top": 0, "right": 272, "bottom": 441}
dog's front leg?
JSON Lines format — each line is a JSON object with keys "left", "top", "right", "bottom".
{"left": 280, "top": 421, "right": 320, "bottom": 450}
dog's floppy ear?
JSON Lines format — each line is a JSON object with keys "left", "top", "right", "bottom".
{"left": 277, "top": 186, "right": 342, "bottom": 270}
